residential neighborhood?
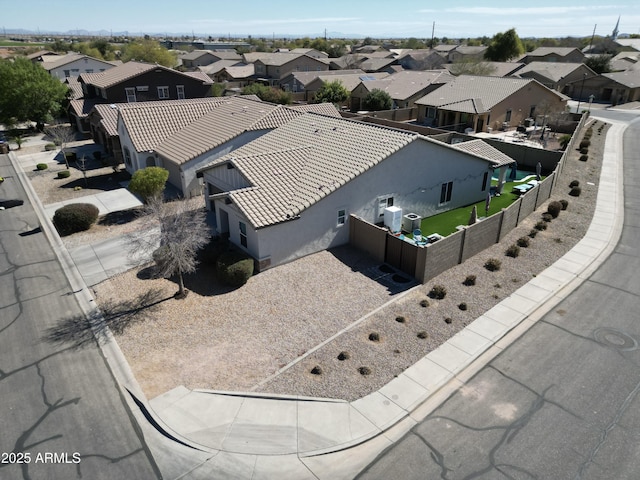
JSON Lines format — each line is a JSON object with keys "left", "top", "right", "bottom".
{"left": 1, "top": 10, "right": 640, "bottom": 479}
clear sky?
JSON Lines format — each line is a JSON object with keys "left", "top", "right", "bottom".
{"left": 5, "top": 0, "right": 639, "bottom": 39}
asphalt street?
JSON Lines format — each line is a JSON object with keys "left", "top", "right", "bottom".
{"left": 356, "top": 110, "right": 640, "bottom": 480}
{"left": 0, "top": 154, "right": 160, "bottom": 479}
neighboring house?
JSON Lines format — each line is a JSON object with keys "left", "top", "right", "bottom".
{"left": 279, "top": 69, "right": 370, "bottom": 96}
{"left": 516, "top": 62, "right": 597, "bottom": 93}
{"left": 40, "top": 53, "right": 117, "bottom": 80}
{"left": 398, "top": 49, "right": 447, "bottom": 70}
{"left": 443, "top": 62, "right": 525, "bottom": 77}
{"left": 415, "top": 75, "right": 568, "bottom": 132}
{"left": 350, "top": 70, "right": 454, "bottom": 111}
{"left": 565, "top": 70, "right": 640, "bottom": 105}
{"left": 26, "top": 50, "right": 59, "bottom": 62}
{"left": 181, "top": 50, "right": 241, "bottom": 69}
{"left": 521, "top": 47, "right": 586, "bottom": 64}
{"left": 358, "top": 57, "right": 398, "bottom": 73}
{"left": 609, "top": 51, "right": 640, "bottom": 72}
{"left": 303, "top": 71, "right": 391, "bottom": 103}
{"left": 448, "top": 46, "right": 488, "bottom": 63}
{"left": 613, "top": 38, "right": 640, "bottom": 52}
{"left": 198, "top": 113, "right": 514, "bottom": 270}
{"left": 289, "top": 48, "right": 329, "bottom": 59}
{"left": 116, "top": 96, "right": 341, "bottom": 196}
{"left": 68, "top": 61, "right": 213, "bottom": 134}
{"left": 243, "top": 52, "right": 330, "bottom": 84}
{"left": 89, "top": 97, "right": 230, "bottom": 165}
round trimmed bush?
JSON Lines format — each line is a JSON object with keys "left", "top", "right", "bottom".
{"left": 547, "top": 201, "right": 563, "bottom": 218}
{"left": 579, "top": 139, "right": 591, "bottom": 149}
{"left": 580, "top": 154, "right": 588, "bottom": 162}
{"left": 57, "top": 170, "right": 71, "bottom": 179}
{"left": 579, "top": 147, "right": 588, "bottom": 154}
{"left": 569, "top": 180, "right": 580, "bottom": 188}
{"left": 216, "top": 250, "right": 254, "bottom": 287}
{"left": 517, "top": 236, "right": 530, "bottom": 247}
{"left": 528, "top": 229, "right": 538, "bottom": 238}
{"left": 535, "top": 220, "right": 548, "bottom": 230}
{"left": 36, "top": 163, "right": 48, "bottom": 170}
{"left": 44, "top": 143, "right": 57, "bottom": 151}
{"left": 560, "top": 199, "right": 569, "bottom": 210}
{"left": 53, "top": 203, "right": 99, "bottom": 236}
{"left": 569, "top": 186, "right": 582, "bottom": 197}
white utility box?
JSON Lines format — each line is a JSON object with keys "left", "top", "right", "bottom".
{"left": 384, "top": 206, "right": 402, "bottom": 233}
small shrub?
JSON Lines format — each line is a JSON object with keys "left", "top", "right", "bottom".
{"left": 463, "top": 275, "right": 476, "bottom": 286}
{"left": 310, "top": 366, "right": 323, "bottom": 375}
{"left": 128, "top": 166, "right": 169, "bottom": 201}
{"left": 444, "top": 317, "right": 452, "bottom": 324}
{"left": 569, "top": 186, "right": 582, "bottom": 197}
{"left": 579, "top": 147, "right": 588, "bottom": 154}
{"left": 506, "top": 244, "right": 520, "bottom": 258}
{"left": 560, "top": 199, "right": 569, "bottom": 210}
{"left": 535, "top": 220, "right": 548, "bottom": 231}
{"left": 528, "top": 229, "right": 538, "bottom": 238}
{"left": 494, "top": 283, "right": 502, "bottom": 288}
{"left": 417, "top": 331, "right": 429, "bottom": 339}
{"left": 368, "top": 332, "right": 380, "bottom": 342}
{"left": 569, "top": 180, "right": 580, "bottom": 188}
{"left": 579, "top": 139, "right": 591, "bottom": 149}
{"left": 337, "top": 351, "right": 350, "bottom": 361}
{"left": 420, "top": 299, "right": 429, "bottom": 308}
{"left": 547, "top": 201, "right": 563, "bottom": 218}
{"left": 458, "top": 302, "right": 467, "bottom": 311}
{"left": 359, "top": 366, "right": 371, "bottom": 376}
{"left": 484, "top": 258, "right": 502, "bottom": 271}
{"left": 52, "top": 203, "right": 99, "bottom": 236}
{"left": 395, "top": 316, "right": 406, "bottom": 323}
{"left": 216, "top": 250, "right": 254, "bottom": 287}
{"left": 65, "top": 151, "right": 77, "bottom": 162}
{"left": 559, "top": 134, "right": 571, "bottom": 150}
{"left": 73, "top": 186, "right": 82, "bottom": 191}
{"left": 517, "top": 237, "right": 530, "bottom": 247}
{"left": 429, "top": 284, "right": 447, "bottom": 299}
{"left": 44, "top": 143, "right": 57, "bottom": 151}
{"left": 579, "top": 154, "right": 588, "bottom": 162}
{"left": 36, "top": 163, "right": 48, "bottom": 170}
{"left": 541, "top": 212, "right": 553, "bottom": 222}
{"left": 57, "top": 170, "right": 71, "bottom": 179}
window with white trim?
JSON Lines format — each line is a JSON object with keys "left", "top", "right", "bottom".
{"left": 125, "top": 87, "right": 136, "bottom": 102}
{"left": 440, "top": 181, "right": 453, "bottom": 204}
{"left": 239, "top": 221, "right": 248, "bottom": 247}
{"left": 157, "top": 86, "right": 170, "bottom": 99}
{"left": 176, "top": 85, "right": 185, "bottom": 99}
{"left": 337, "top": 208, "right": 346, "bottom": 227}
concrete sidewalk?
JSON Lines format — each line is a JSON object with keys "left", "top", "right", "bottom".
{"left": 132, "top": 117, "right": 626, "bottom": 478}
{"left": 43, "top": 187, "right": 142, "bottom": 219}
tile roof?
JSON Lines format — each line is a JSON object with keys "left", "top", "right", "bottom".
{"left": 42, "top": 53, "right": 116, "bottom": 71}
{"left": 155, "top": 100, "right": 341, "bottom": 164}
{"left": 198, "top": 60, "right": 243, "bottom": 75}
{"left": 416, "top": 75, "right": 563, "bottom": 111}
{"left": 284, "top": 69, "right": 367, "bottom": 86}
{"left": 356, "top": 70, "right": 454, "bottom": 100}
{"left": 516, "top": 62, "right": 587, "bottom": 82}
{"left": 118, "top": 97, "right": 234, "bottom": 152}
{"left": 80, "top": 61, "right": 211, "bottom": 89}
{"left": 359, "top": 57, "right": 396, "bottom": 72}
{"left": 312, "top": 71, "right": 390, "bottom": 91}
{"left": 602, "top": 70, "right": 640, "bottom": 88}
{"left": 181, "top": 50, "right": 240, "bottom": 61}
{"left": 526, "top": 47, "right": 583, "bottom": 57}
{"left": 449, "top": 139, "right": 515, "bottom": 168}
{"left": 182, "top": 70, "right": 214, "bottom": 84}
{"left": 69, "top": 98, "right": 100, "bottom": 117}
{"left": 65, "top": 77, "right": 84, "bottom": 99}
{"left": 243, "top": 52, "right": 330, "bottom": 66}
{"left": 209, "top": 114, "right": 417, "bottom": 228}
{"left": 92, "top": 103, "right": 122, "bottom": 137}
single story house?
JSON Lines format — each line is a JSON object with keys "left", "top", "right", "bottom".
{"left": 415, "top": 75, "right": 568, "bottom": 132}
{"left": 181, "top": 50, "right": 241, "bottom": 69}
{"left": 350, "top": 70, "right": 453, "bottom": 111}
{"left": 565, "top": 70, "right": 640, "bottom": 105}
{"left": 448, "top": 46, "right": 488, "bottom": 63}
{"left": 516, "top": 62, "right": 597, "bottom": 93}
{"left": 521, "top": 47, "right": 586, "bottom": 64}
{"left": 243, "top": 52, "right": 330, "bottom": 84}
{"left": 117, "top": 97, "right": 341, "bottom": 196}
{"left": 303, "top": 71, "right": 390, "bottom": 103}
{"left": 398, "top": 50, "right": 447, "bottom": 70}
{"left": 198, "top": 113, "right": 515, "bottom": 270}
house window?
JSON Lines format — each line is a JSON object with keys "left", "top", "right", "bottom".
{"left": 337, "top": 209, "right": 347, "bottom": 227}
{"left": 426, "top": 107, "right": 436, "bottom": 118}
{"left": 239, "top": 221, "right": 248, "bottom": 247}
{"left": 505, "top": 109, "right": 512, "bottom": 123}
{"left": 125, "top": 87, "right": 136, "bottom": 102}
{"left": 529, "top": 105, "right": 536, "bottom": 118}
{"left": 157, "top": 86, "right": 170, "bottom": 99}
{"left": 63, "top": 70, "right": 70, "bottom": 77}
{"left": 85, "top": 69, "right": 93, "bottom": 74}
{"left": 377, "top": 196, "right": 394, "bottom": 219}
{"left": 123, "top": 147, "right": 132, "bottom": 167}
{"left": 482, "top": 172, "right": 489, "bottom": 191}
{"left": 176, "top": 85, "right": 185, "bottom": 99}
{"left": 440, "top": 181, "right": 453, "bottom": 204}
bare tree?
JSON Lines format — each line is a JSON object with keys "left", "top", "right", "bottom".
{"left": 128, "top": 195, "right": 210, "bottom": 299}
{"left": 44, "top": 123, "right": 76, "bottom": 168}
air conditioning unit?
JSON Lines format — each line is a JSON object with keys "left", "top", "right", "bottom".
{"left": 384, "top": 206, "right": 402, "bottom": 233}
{"left": 403, "top": 213, "right": 422, "bottom": 232}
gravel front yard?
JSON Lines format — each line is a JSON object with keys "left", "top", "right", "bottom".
{"left": 32, "top": 121, "right": 607, "bottom": 402}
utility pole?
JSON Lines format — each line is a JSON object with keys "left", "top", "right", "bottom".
{"left": 431, "top": 21, "right": 435, "bottom": 48}
{"left": 588, "top": 24, "right": 597, "bottom": 53}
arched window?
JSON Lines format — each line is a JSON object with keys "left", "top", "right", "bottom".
{"left": 146, "top": 156, "right": 155, "bottom": 167}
